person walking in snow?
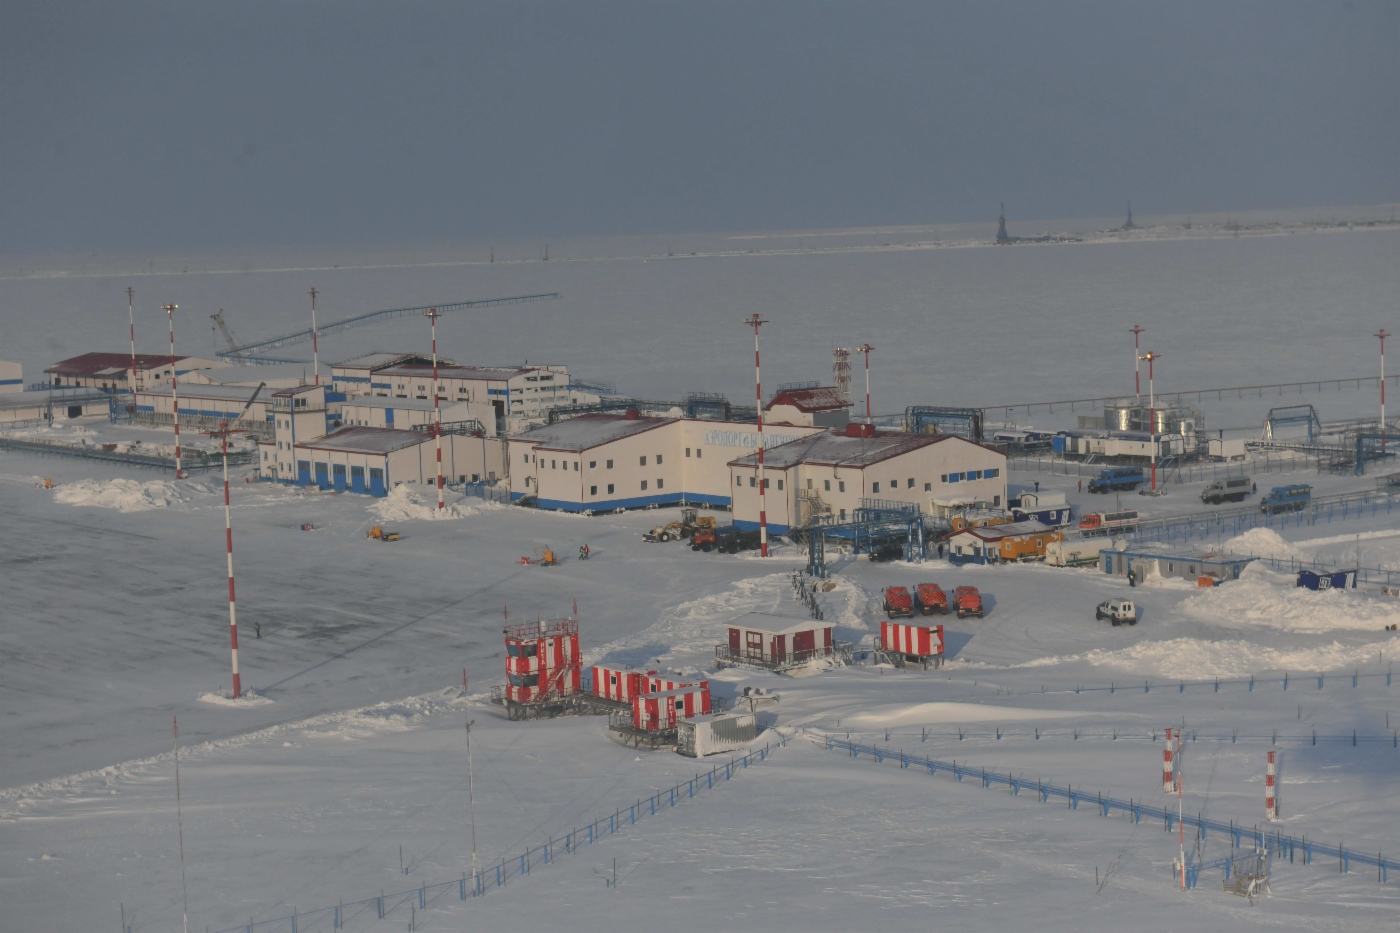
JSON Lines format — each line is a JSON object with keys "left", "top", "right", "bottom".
{"left": 1078, "top": 479, "right": 1082, "bottom": 493}
{"left": 254, "top": 621, "right": 261, "bottom": 639}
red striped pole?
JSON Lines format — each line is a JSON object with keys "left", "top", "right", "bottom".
{"left": 164, "top": 304, "right": 184, "bottom": 479}
{"left": 745, "top": 314, "right": 769, "bottom": 557}
{"left": 856, "top": 344, "right": 874, "bottom": 423}
{"left": 1377, "top": 329, "right": 1390, "bottom": 454}
{"left": 1266, "top": 750, "right": 1278, "bottom": 821}
{"left": 1162, "top": 727, "right": 1175, "bottom": 793}
{"left": 426, "top": 308, "right": 444, "bottom": 510}
{"left": 222, "top": 426, "right": 241, "bottom": 697}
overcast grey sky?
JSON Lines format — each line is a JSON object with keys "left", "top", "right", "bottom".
{"left": 2, "top": 1, "right": 1396, "bottom": 255}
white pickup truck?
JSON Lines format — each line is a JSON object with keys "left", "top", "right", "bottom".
{"left": 1096, "top": 599, "right": 1138, "bottom": 626}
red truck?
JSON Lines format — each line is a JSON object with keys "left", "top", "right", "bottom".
{"left": 883, "top": 586, "right": 914, "bottom": 619}
{"left": 953, "top": 586, "right": 984, "bottom": 619}
{"left": 915, "top": 583, "right": 947, "bottom": 615}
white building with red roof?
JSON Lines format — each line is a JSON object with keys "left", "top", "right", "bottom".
{"left": 765, "top": 385, "right": 851, "bottom": 428}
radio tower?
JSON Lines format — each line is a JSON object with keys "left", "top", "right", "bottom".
{"left": 426, "top": 308, "right": 445, "bottom": 510}
{"left": 164, "top": 304, "right": 184, "bottom": 479}
{"left": 745, "top": 314, "right": 769, "bottom": 557}
{"left": 832, "top": 347, "right": 852, "bottom": 403}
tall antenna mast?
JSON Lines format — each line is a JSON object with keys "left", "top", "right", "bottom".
{"left": 463, "top": 670, "right": 478, "bottom": 874}
{"left": 164, "top": 304, "right": 184, "bottom": 479}
{"left": 426, "top": 308, "right": 445, "bottom": 510}
{"left": 309, "top": 287, "right": 320, "bottom": 386}
{"left": 855, "top": 344, "right": 874, "bottom": 423}
{"left": 1129, "top": 325, "right": 1144, "bottom": 397}
{"left": 832, "top": 347, "right": 852, "bottom": 403}
{"left": 127, "top": 287, "right": 137, "bottom": 394}
{"left": 745, "top": 314, "right": 769, "bottom": 558}
{"left": 173, "top": 715, "right": 190, "bottom": 933}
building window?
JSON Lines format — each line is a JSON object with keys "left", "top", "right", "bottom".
{"left": 607, "top": 483, "right": 615, "bottom": 494}
{"left": 824, "top": 479, "right": 830, "bottom": 492}
{"left": 749, "top": 477, "right": 756, "bottom": 487}
{"left": 839, "top": 509, "right": 847, "bottom": 520}
{"left": 838, "top": 481, "right": 845, "bottom": 493}
{"left": 948, "top": 473, "right": 960, "bottom": 484}
{"left": 872, "top": 482, "right": 880, "bottom": 493}
{"left": 551, "top": 459, "right": 556, "bottom": 469}
{"left": 686, "top": 448, "right": 691, "bottom": 457}
{"left": 573, "top": 461, "right": 579, "bottom": 471}
{"left": 640, "top": 456, "right": 647, "bottom": 466}
{"left": 940, "top": 474, "right": 948, "bottom": 483}
{"left": 607, "top": 459, "right": 613, "bottom": 469}
{"left": 696, "top": 449, "right": 701, "bottom": 459}
{"left": 524, "top": 453, "right": 529, "bottom": 463}
{"left": 589, "top": 461, "right": 596, "bottom": 468}
{"left": 641, "top": 480, "right": 648, "bottom": 491}
{"left": 656, "top": 454, "right": 663, "bottom": 465}
{"left": 993, "top": 495, "right": 1001, "bottom": 507}
{"left": 776, "top": 479, "right": 784, "bottom": 490}
{"left": 589, "top": 485, "right": 597, "bottom": 495}
{"left": 908, "top": 478, "right": 914, "bottom": 488}
{"left": 736, "top": 476, "right": 742, "bottom": 487}
{"left": 806, "top": 478, "right": 813, "bottom": 489}
{"left": 986, "top": 468, "right": 1000, "bottom": 478}
{"left": 762, "top": 478, "right": 770, "bottom": 490}
{"left": 924, "top": 482, "right": 932, "bottom": 492}
{"left": 657, "top": 478, "right": 664, "bottom": 489}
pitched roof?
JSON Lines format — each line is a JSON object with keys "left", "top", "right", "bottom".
{"left": 380, "top": 363, "right": 529, "bottom": 382}
{"left": 950, "top": 520, "right": 1056, "bottom": 541}
{"left": 724, "top": 611, "right": 829, "bottom": 635}
{"left": 729, "top": 429, "right": 982, "bottom": 469}
{"left": 766, "top": 386, "right": 851, "bottom": 413}
{"left": 331, "top": 352, "right": 442, "bottom": 371}
{"left": 45, "top": 352, "right": 186, "bottom": 377}
{"left": 511, "top": 413, "right": 673, "bottom": 451}
{"left": 296, "top": 426, "right": 428, "bottom": 455}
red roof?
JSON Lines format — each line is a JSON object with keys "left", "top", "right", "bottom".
{"left": 766, "top": 386, "right": 850, "bottom": 413}
{"left": 45, "top": 352, "right": 185, "bottom": 377}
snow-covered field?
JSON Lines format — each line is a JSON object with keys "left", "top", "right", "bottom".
{"left": 4, "top": 224, "right": 1400, "bottom": 931}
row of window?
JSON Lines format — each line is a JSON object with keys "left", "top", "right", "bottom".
{"left": 524, "top": 452, "right": 685, "bottom": 470}
{"left": 943, "top": 468, "right": 999, "bottom": 484}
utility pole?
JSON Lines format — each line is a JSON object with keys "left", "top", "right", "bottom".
{"left": 1377, "top": 329, "right": 1390, "bottom": 452}
{"left": 1129, "top": 325, "right": 1144, "bottom": 397}
{"left": 164, "top": 304, "right": 184, "bottom": 479}
{"left": 127, "top": 287, "right": 137, "bottom": 394}
{"left": 426, "top": 308, "right": 445, "bottom": 510}
{"left": 464, "top": 669, "right": 479, "bottom": 874}
{"left": 1140, "top": 351, "right": 1161, "bottom": 492}
{"left": 855, "top": 344, "right": 874, "bottom": 423}
{"left": 309, "top": 287, "right": 320, "bottom": 385}
{"left": 745, "top": 314, "right": 770, "bottom": 557}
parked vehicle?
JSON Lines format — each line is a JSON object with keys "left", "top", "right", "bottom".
{"left": 1087, "top": 466, "right": 1145, "bottom": 494}
{"left": 883, "top": 586, "right": 914, "bottom": 619}
{"left": 365, "top": 525, "right": 401, "bottom": 542}
{"left": 644, "top": 507, "right": 717, "bottom": 542}
{"left": 690, "top": 524, "right": 762, "bottom": 554}
{"left": 953, "top": 585, "right": 984, "bottom": 619}
{"left": 868, "top": 538, "right": 906, "bottom": 562}
{"left": 1096, "top": 599, "right": 1138, "bottom": 626}
{"left": 1078, "top": 510, "right": 1138, "bottom": 536}
{"left": 1045, "top": 539, "right": 1099, "bottom": 567}
{"left": 915, "top": 583, "right": 947, "bottom": 615}
{"left": 1260, "top": 484, "right": 1311, "bottom": 514}
{"left": 1200, "top": 476, "right": 1252, "bottom": 504}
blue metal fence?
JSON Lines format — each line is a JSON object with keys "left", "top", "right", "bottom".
{"left": 208, "top": 736, "right": 787, "bottom": 933}
{"left": 818, "top": 735, "right": 1393, "bottom": 889}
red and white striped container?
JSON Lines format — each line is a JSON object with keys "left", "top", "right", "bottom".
{"left": 503, "top": 619, "right": 581, "bottom": 704}
{"left": 591, "top": 666, "right": 656, "bottom": 702}
{"left": 643, "top": 673, "right": 692, "bottom": 695}
{"left": 1162, "top": 727, "right": 1175, "bottom": 794}
{"left": 1265, "top": 751, "right": 1278, "bottom": 821}
{"left": 631, "top": 682, "right": 712, "bottom": 732}
{"left": 880, "top": 621, "right": 944, "bottom": 659}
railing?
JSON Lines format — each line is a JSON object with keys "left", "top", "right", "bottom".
{"left": 714, "top": 644, "right": 834, "bottom": 671}
{"left": 816, "top": 734, "right": 1395, "bottom": 888}
{"left": 446, "top": 480, "right": 510, "bottom": 504}
{"left": 0, "top": 436, "right": 252, "bottom": 470}
{"left": 1008, "top": 451, "right": 1321, "bottom": 481}
{"left": 209, "top": 735, "right": 788, "bottom": 933}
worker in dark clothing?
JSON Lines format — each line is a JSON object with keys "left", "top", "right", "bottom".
{"left": 254, "top": 621, "right": 261, "bottom": 639}
{"left": 1252, "top": 482, "right": 1257, "bottom": 494}
{"left": 1035, "top": 481, "right": 1040, "bottom": 493}
{"left": 1078, "top": 479, "right": 1083, "bottom": 493}
{"left": 1127, "top": 569, "right": 1136, "bottom": 587}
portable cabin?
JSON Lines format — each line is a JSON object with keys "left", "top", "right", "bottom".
{"left": 880, "top": 621, "right": 944, "bottom": 668}
{"left": 503, "top": 619, "right": 581, "bottom": 705}
{"left": 677, "top": 712, "right": 759, "bottom": 757}
{"left": 945, "top": 520, "right": 1061, "bottom": 565}
{"left": 1297, "top": 569, "right": 1357, "bottom": 590}
{"left": 1009, "top": 490, "right": 1072, "bottom": 527}
{"left": 720, "top": 612, "right": 835, "bottom": 671}
{"left": 590, "top": 665, "right": 657, "bottom": 702}
{"left": 1099, "top": 545, "right": 1256, "bottom": 584}
{"left": 632, "top": 683, "right": 712, "bottom": 732}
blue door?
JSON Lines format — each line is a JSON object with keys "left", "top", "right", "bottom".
{"left": 297, "top": 460, "right": 311, "bottom": 486}
{"left": 332, "top": 463, "right": 347, "bottom": 491}
{"left": 351, "top": 465, "right": 366, "bottom": 494}
{"left": 369, "top": 467, "right": 385, "bottom": 497}
{"left": 315, "top": 462, "right": 329, "bottom": 489}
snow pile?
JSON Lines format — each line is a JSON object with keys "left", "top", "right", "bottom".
{"left": 1223, "top": 527, "right": 1308, "bottom": 562}
{"left": 52, "top": 478, "right": 196, "bottom": 512}
{"left": 1181, "top": 564, "right": 1400, "bottom": 633}
{"left": 368, "top": 485, "right": 501, "bottom": 522}
{"left": 199, "top": 690, "right": 277, "bottom": 708}
{"left": 1016, "top": 635, "right": 1400, "bottom": 679}
{"left": 841, "top": 702, "right": 1068, "bottom": 728}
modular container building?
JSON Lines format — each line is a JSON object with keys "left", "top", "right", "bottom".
{"left": 1099, "top": 545, "right": 1255, "bottom": 584}
{"left": 945, "top": 520, "right": 1062, "bottom": 565}
{"left": 632, "top": 683, "right": 712, "bottom": 732}
{"left": 717, "top": 612, "right": 835, "bottom": 672}
{"left": 503, "top": 618, "right": 581, "bottom": 706}
{"left": 590, "top": 665, "right": 657, "bottom": 703}
{"left": 880, "top": 621, "right": 944, "bottom": 667}
{"left": 677, "top": 711, "right": 758, "bottom": 757}
{"left": 1297, "top": 569, "right": 1357, "bottom": 590}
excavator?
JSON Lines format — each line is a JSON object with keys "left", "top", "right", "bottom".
{"left": 643, "top": 507, "right": 716, "bottom": 542}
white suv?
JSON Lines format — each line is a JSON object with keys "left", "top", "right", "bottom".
{"left": 1096, "top": 599, "right": 1138, "bottom": 626}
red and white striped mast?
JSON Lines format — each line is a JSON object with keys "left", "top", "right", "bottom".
{"left": 310, "top": 287, "right": 320, "bottom": 385}
{"left": 745, "top": 314, "right": 769, "bottom": 557}
{"left": 164, "top": 303, "right": 184, "bottom": 479}
{"left": 1129, "top": 325, "right": 1144, "bottom": 397}
{"left": 1265, "top": 750, "right": 1278, "bottom": 821}
{"left": 855, "top": 344, "right": 874, "bottom": 423}
{"left": 1377, "top": 329, "right": 1390, "bottom": 453}
{"left": 127, "top": 287, "right": 138, "bottom": 393}
{"left": 426, "top": 307, "right": 445, "bottom": 510}
{"left": 202, "top": 418, "right": 245, "bottom": 698}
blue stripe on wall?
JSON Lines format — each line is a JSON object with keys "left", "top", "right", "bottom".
{"left": 518, "top": 491, "right": 733, "bottom": 513}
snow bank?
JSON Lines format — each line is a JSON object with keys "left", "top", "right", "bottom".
{"left": 1223, "top": 528, "right": 1308, "bottom": 562}
{"left": 53, "top": 478, "right": 200, "bottom": 512}
{"left": 198, "top": 690, "right": 277, "bottom": 708}
{"left": 1181, "top": 564, "right": 1400, "bottom": 633}
{"left": 368, "top": 485, "right": 501, "bottom": 522}
{"left": 842, "top": 701, "right": 1069, "bottom": 728}
{"left": 1014, "top": 635, "right": 1400, "bottom": 680}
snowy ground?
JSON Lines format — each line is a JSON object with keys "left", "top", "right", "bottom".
{"left": 4, "top": 443, "right": 1400, "bottom": 931}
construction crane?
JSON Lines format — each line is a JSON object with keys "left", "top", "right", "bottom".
{"left": 215, "top": 292, "right": 562, "bottom": 364}
{"left": 210, "top": 311, "right": 248, "bottom": 365}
